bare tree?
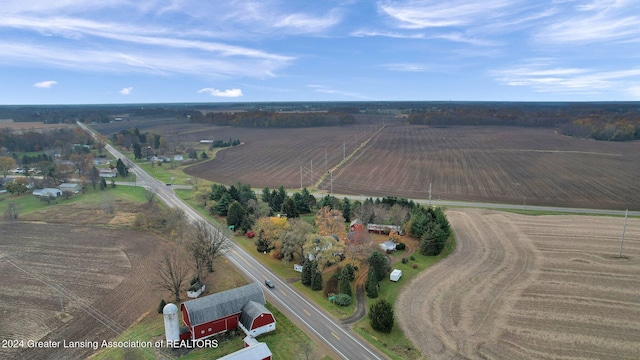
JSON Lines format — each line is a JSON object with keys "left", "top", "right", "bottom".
{"left": 184, "top": 220, "right": 229, "bottom": 280}
{"left": 144, "top": 189, "right": 156, "bottom": 204}
{"left": 295, "top": 341, "right": 317, "bottom": 360}
{"left": 156, "top": 245, "right": 193, "bottom": 302}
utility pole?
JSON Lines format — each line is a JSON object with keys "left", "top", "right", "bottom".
{"left": 343, "top": 141, "right": 346, "bottom": 160}
{"left": 619, "top": 209, "right": 628, "bottom": 258}
{"left": 330, "top": 171, "right": 333, "bottom": 195}
{"left": 300, "top": 166, "right": 303, "bottom": 189}
{"left": 325, "top": 150, "right": 327, "bottom": 173}
{"left": 310, "top": 160, "right": 313, "bottom": 185}
{"left": 428, "top": 182, "right": 432, "bottom": 207}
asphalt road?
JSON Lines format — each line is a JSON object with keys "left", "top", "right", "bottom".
{"left": 77, "top": 122, "right": 386, "bottom": 360}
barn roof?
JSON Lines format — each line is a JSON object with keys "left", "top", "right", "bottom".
{"left": 182, "top": 283, "right": 265, "bottom": 326}
{"left": 239, "top": 301, "right": 273, "bottom": 329}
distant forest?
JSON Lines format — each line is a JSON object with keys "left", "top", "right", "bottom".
{"left": 188, "top": 110, "right": 355, "bottom": 127}
{"left": 1, "top": 101, "right": 639, "bottom": 141}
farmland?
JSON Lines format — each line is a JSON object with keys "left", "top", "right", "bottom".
{"left": 103, "top": 119, "right": 640, "bottom": 210}
{"left": 0, "top": 222, "right": 166, "bottom": 360}
{"left": 397, "top": 208, "right": 640, "bottom": 359}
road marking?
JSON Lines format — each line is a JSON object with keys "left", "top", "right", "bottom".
{"left": 303, "top": 309, "right": 311, "bottom": 316}
{"left": 280, "top": 290, "right": 288, "bottom": 297}
{"left": 331, "top": 332, "right": 340, "bottom": 340}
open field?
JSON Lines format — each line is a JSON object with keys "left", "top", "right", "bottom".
{"left": 93, "top": 119, "right": 640, "bottom": 210}
{"left": 0, "top": 222, "right": 166, "bottom": 360}
{"left": 396, "top": 208, "right": 640, "bottom": 359}
{"left": 0, "top": 121, "right": 74, "bottom": 132}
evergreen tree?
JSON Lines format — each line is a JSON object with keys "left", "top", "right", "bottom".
{"left": 226, "top": 201, "right": 245, "bottom": 230}
{"left": 116, "top": 158, "right": 128, "bottom": 177}
{"left": 311, "top": 270, "right": 323, "bottom": 291}
{"left": 342, "top": 263, "right": 355, "bottom": 282}
{"left": 261, "top": 187, "right": 271, "bottom": 204}
{"left": 99, "top": 177, "right": 107, "bottom": 190}
{"left": 365, "top": 268, "right": 379, "bottom": 298}
{"left": 213, "top": 193, "right": 232, "bottom": 216}
{"left": 339, "top": 276, "right": 352, "bottom": 297}
{"left": 133, "top": 142, "right": 142, "bottom": 159}
{"left": 342, "top": 197, "right": 351, "bottom": 222}
{"left": 281, "top": 197, "right": 299, "bottom": 218}
{"left": 369, "top": 299, "right": 394, "bottom": 333}
{"left": 368, "top": 251, "right": 389, "bottom": 281}
{"left": 301, "top": 260, "right": 317, "bottom": 286}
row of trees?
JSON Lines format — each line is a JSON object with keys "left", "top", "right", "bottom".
{"left": 189, "top": 111, "right": 356, "bottom": 128}
{"left": 0, "top": 127, "right": 94, "bottom": 153}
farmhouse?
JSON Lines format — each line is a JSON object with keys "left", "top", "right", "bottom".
{"left": 350, "top": 219, "right": 364, "bottom": 232}
{"left": 180, "top": 283, "right": 275, "bottom": 341}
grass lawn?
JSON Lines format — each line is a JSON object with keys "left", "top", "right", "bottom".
{"left": 353, "top": 235, "right": 456, "bottom": 360}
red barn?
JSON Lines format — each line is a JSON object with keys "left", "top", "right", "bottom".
{"left": 181, "top": 283, "right": 273, "bottom": 340}
{"left": 239, "top": 301, "right": 276, "bottom": 337}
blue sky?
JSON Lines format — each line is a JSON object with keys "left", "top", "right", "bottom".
{"left": 2, "top": 0, "right": 640, "bottom": 104}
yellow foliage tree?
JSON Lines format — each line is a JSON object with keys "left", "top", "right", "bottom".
{"left": 315, "top": 206, "right": 346, "bottom": 239}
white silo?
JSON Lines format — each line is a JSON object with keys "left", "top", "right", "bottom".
{"left": 163, "top": 303, "right": 180, "bottom": 342}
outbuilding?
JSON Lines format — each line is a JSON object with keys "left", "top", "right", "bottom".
{"left": 180, "top": 283, "right": 274, "bottom": 340}
{"left": 379, "top": 240, "right": 397, "bottom": 252}
{"left": 239, "top": 301, "right": 276, "bottom": 337}
{"left": 58, "top": 183, "right": 83, "bottom": 193}
{"left": 390, "top": 269, "right": 402, "bottom": 282}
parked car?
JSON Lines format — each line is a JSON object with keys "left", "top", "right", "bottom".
{"left": 264, "top": 279, "right": 275, "bottom": 288}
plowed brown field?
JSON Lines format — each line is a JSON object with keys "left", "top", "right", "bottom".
{"left": 396, "top": 209, "right": 640, "bottom": 359}
{"left": 0, "top": 222, "right": 165, "bottom": 360}
{"left": 179, "top": 124, "right": 639, "bottom": 210}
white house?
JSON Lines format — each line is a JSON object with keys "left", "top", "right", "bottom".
{"left": 379, "top": 240, "right": 397, "bottom": 252}
{"left": 33, "top": 188, "right": 62, "bottom": 198}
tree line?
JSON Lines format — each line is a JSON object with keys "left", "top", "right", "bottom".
{"left": 189, "top": 111, "right": 355, "bottom": 128}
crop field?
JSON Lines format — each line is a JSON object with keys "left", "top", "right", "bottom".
{"left": 93, "top": 120, "right": 640, "bottom": 210}
{"left": 0, "top": 222, "right": 165, "bottom": 360}
{"left": 396, "top": 208, "right": 640, "bottom": 359}
{"left": 0, "top": 121, "right": 73, "bottom": 131}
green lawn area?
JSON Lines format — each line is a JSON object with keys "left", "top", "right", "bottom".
{"left": 0, "top": 184, "right": 149, "bottom": 217}
{"left": 353, "top": 235, "right": 456, "bottom": 360}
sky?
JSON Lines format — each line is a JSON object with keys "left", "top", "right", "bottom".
{"left": 1, "top": 0, "right": 640, "bottom": 104}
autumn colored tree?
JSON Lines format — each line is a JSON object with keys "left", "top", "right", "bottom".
{"left": 304, "top": 235, "right": 346, "bottom": 270}
{"left": 0, "top": 156, "right": 16, "bottom": 178}
{"left": 315, "top": 206, "right": 346, "bottom": 238}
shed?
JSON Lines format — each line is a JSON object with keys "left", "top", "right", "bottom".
{"left": 181, "top": 283, "right": 265, "bottom": 340}
{"left": 32, "top": 188, "right": 62, "bottom": 198}
{"left": 390, "top": 269, "right": 402, "bottom": 282}
{"left": 58, "top": 183, "right": 82, "bottom": 193}
{"left": 239, "top": 301, "right": 276, "bottom": 337}
{"left": 379, "top": 240, "right": 397, "bottom": 252}
{"left": 350, "top": 219, "right": 364, "bottom": 232}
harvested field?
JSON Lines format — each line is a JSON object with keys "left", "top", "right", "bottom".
{"left": 0, "top": 121, "right": 73, "bottom": 132}
{"left": 396, "top": 209, "right": 640, "bottom": 359}
{"left": 0, "top": 222, "right": 166, "bottom": 360}
{"left": 92, "top": 121, "right": 640, "bottom": 209}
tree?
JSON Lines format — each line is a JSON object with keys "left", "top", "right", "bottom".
{"left": 315, "top": 206, "right": 346, "bottom": 238}
{"left": 281, "top": 219, "right": 314, "bottom": 263}
{"left": 254, "top": 216, "right": 289, "bottom": 253}
{"left": 311, "top": 270, "right": 323, "bottom": 291}
{"left": 116, "top": 158, "right": 128, "bottom": 178}
{"left": 0, "top": 156, "right": 16, "bottom": 178}
{"left": 227, "top": 201, "right": 246, "bottom": 231}
{"left": 304, "top": 235, "right": 346, "bottom": 271}
{"left": 3, "top": 203, "right": 19, "bottom": 220}
{"left": 281, "top": 197, "right": 299, "bottom": 218}
{"left": 342, "top": 197, "right": 351, "bottom": 222}
{"left": 155, "top": 245, "right": 193, "bottom": 302}
{"left": 368, "top": 251, "right": 389, "bottom": 281}
{"left": 420, "top": 223, "right": 448, "bottom": 256}
{"left": 133, "top": 142, "right": 142, "bottom": 160}
{"left": 339, "top": 275, "right": 352, "bottom": 297}
{"left": 6, "top": 181, "right": 27, "bottom": 195}
{"left": 99, "top": 177, "right": 107, "bottom": 190}
{"left": 301, "top": 260, "right": 317, "bottom": 286}
{"left": 369, "top": 299, "right": 394, "bottom": 333}
{"left": 212, "top": 192, "right": 232, "bottom": 216}
{"left": 341, "top": 263, "right": 355, "bottom": 282}
{"left": 365, "top": 268, "right": 379, "bottom": 298}
{"left": 184, "top": 219, "right": 228, "bottom": 279}
{"left": 89, "top": 166, "right": 100, "bottom": 189}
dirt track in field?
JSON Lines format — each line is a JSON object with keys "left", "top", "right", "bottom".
{"left": 0, "top": 222, "right": 166, "bottom": 360}
{"left": 396, "top": 209, "right": 640, "bottom": 359}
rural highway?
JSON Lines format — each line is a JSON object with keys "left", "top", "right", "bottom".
{"left": 77, "top": 122, "right": 386, "bottom": 360}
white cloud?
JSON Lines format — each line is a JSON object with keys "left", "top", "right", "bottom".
{"left": 273, "top": 9, "right": 342, "bottom": 33}
{"left": 491, "top": 60, "right": 640, "bottom": 95}
{"left": 307, "top": 84, "right": 369, "bottom": 99}
{"left": 381, "top": 63, "right": 433, "bottom": 72}
{"left": 33, "top": 80, "right": 58, "bottom": 88}
{"left": 378, "top": 0, "right": 523, "bottom": 29}
{"left": 198, "top": 88, "right": 243, "bottom": 97}
{"left": 120, "top": 86, "right": 133, "bottom": 95}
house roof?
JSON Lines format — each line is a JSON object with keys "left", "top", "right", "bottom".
{"left": 59, "top": 183, "right": 81, "bottom": 189}
{"left": 239, "top": 301, "right": 273, "bottom": 330}
{"left": 350, "top": 219, "right": 362, "bottom": 226}
{"left": 380, "top": 240, "right": 396, "bottom": 250}
{"left": 182, "top": 283, "right": 265, "bottom": 326}
{"left": 217, "top": 342, "right": 272, "bottom": 360}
